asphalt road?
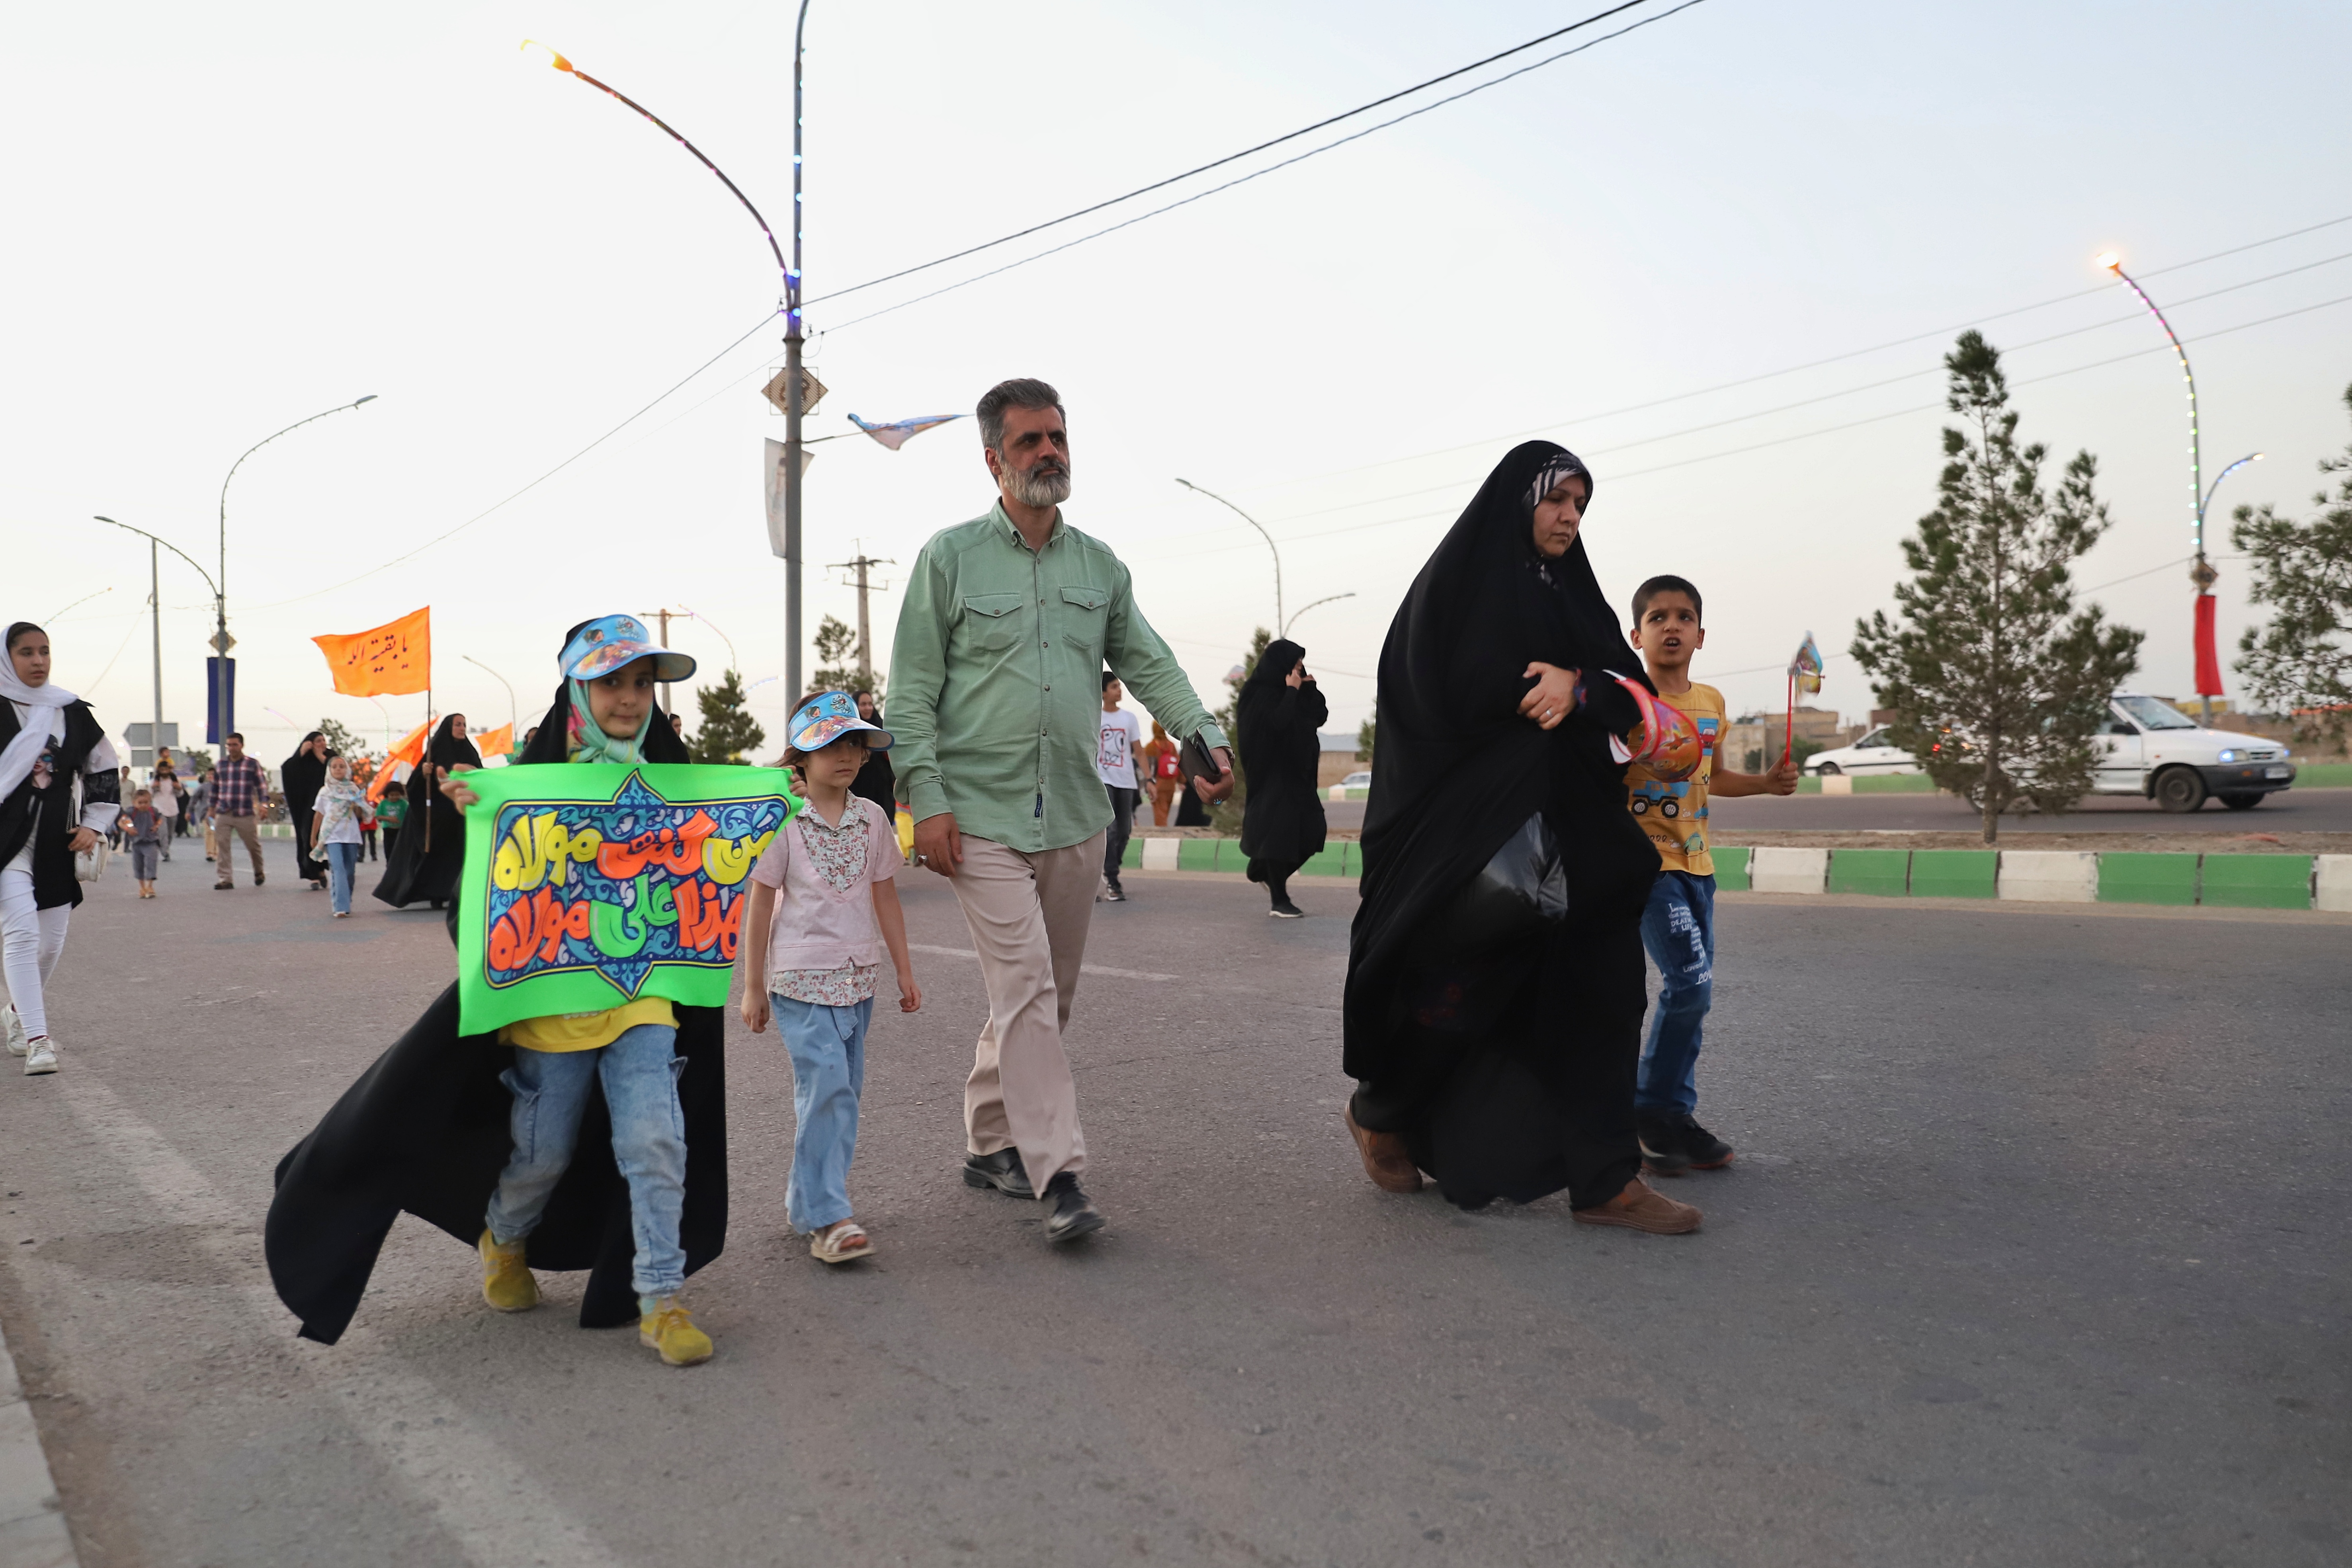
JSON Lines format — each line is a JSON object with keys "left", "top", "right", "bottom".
{"left": 2, "top": 846, "right": 2346, "bottom": 1567}
{"left": 1323, "top": 786, "right": 2352, "bottom": 835}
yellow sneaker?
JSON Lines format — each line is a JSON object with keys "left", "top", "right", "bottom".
{"left": 638, "top": 1297, "right": 713, "bottom": 1366}
{"left": 478, "top": 1229, "right": 539, "bottom": 1312}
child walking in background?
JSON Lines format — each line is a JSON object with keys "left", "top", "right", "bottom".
{"left": 1624, "top": 574, "right": 1798, "bottom": 1177}
{"left": 738, "top": 692, "right": 921, "bottom": 1266}
{"left": 124, "top": 788, "right": 162, "bottom": 898}
{"left": 307, "top": 753, "right": 370, "bottom": 918}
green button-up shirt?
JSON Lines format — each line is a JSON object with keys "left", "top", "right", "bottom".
{"left": 888, "top": 501, "right": 1227, "bottom": 853}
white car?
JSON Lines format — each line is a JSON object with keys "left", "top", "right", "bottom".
{"left": 1805, "top": 727, "right": 1920, "bottom": 777}
{"left": 1803, "top": 694, "right": 2297, "bottom": 812}
{"left": 1340, "top": 770, "right": 1371, "bottom": 790}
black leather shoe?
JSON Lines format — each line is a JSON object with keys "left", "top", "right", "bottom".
{"left": 962, "top": 1148, "right": 1034, "bottom": 1199}
{"left": 1042, "top": 1172, "right": 1104, "bottom": 1244}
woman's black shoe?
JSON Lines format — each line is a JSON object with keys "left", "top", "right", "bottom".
{"left": 1269, "top": 898, "right": 1305, "bottom": 919}
{"left": 1042, "top": 1172, "right": 1104, "bottom": 1243}
{"left": 962, "top": 1148, "right": 1034, "bottom": 1198}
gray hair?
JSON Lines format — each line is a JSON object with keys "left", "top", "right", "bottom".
{"left": 976, "top": 378, "right": 1065, "bottom": 453}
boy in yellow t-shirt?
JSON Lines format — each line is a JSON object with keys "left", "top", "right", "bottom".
{"left": 1624, "top": 576, "right": 1797, "bottom": 1177}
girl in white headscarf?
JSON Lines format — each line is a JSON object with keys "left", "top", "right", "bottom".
{"left": 0, "top": 621, "right": 123, "bottom": 1075}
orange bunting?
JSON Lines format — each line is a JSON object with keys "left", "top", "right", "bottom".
{"left": 369, "top": 720, "right": 432, "bottom": 803}
{"left": 475, "top": 723, "right": 514, "bottom": 760}
{"left": 314, "top": 607, "right": 431, "bottom": 698}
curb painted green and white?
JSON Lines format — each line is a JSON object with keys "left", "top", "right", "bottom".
{"left": 1127, "top": 837, "right": 2352, "bottom": 912}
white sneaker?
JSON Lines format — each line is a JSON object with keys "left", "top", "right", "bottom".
{"left": 23, "top": 1038, "right": 58, "bottom": 1075}
{"left": 3, "top": 1005, "right": 25, "bottom": 1057}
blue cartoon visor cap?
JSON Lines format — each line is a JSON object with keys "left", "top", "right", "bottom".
{"left": 789, "top": 690, "right": 893, "bottom": 753}
{"left": 559, "top": 614, "right": 697, "bottom": 684}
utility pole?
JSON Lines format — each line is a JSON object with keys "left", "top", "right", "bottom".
{"left": 828, "top": 550, "right": 895, "bottom": 683}
{"left": 148, "top": 538, "right": 163, "bottom": 781}
{"left": 783, "top": 0, "right": 811, "bottom": 702}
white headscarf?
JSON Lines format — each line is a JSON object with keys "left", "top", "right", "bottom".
{"left": 0, "top": 621, "right": 79, "bottom": 805}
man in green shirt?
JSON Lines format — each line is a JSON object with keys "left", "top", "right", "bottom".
{"left": 891, "top": 378, "right": 1233, "bottom": 1244}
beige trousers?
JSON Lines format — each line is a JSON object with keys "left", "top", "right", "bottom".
{"left": 950, "top": 832, "right": 1102, "bottom": 1193}
{"left": 212, "top": 814, "right": 264, "bottom": 884}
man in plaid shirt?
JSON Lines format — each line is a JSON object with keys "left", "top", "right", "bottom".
{"left": 211, "top": 732, "right": 270, "bottom": 890}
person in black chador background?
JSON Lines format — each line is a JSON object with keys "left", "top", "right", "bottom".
{"left": 268, "top": 617, "right": 730, "bottom": 1359}
{"left": 281, "top": 732, "right": 328, "bottom": 889}
{"left": 848, "top": 688, "right": 896, "bottom": 816}
{"left": 373, "top": 714, "right": 481, "bottom": 915}
{"left": 1338, "top": 441, "right": 1701, "bottom": 1234}
{"left": 1235, "top": 637, "right": 1327, "bottom": 918}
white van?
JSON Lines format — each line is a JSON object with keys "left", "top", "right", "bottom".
{"left": 1805, "top": 693, "right": 2296, "bottom": 812}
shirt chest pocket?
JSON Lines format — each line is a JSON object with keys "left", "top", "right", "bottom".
{"left": 1058, "top": 586, "right": 1110, "bottom": 656}
{"left": 959, "top": 592, "right": 1029, "bottom": 654}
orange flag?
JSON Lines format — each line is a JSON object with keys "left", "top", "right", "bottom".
{"left": 474, "top": 722, "right": 514, "bottom": 760}
{"left": 313, "top": 607, "right": 431, "bottom": 697}
{"left": 370, "top": 719, "right": 431, "bottom": 803}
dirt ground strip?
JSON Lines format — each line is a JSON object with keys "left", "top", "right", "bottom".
{"left": 1716, "top": 828, "right": 2352, "bottom": 854}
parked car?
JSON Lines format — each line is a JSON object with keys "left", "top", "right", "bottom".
{"left": 1340, "top": 770, "right": 1371, "bottom": 790}
{"left": 1803, "top": 695, "right": 2297, "bottom": 812}
{"left": 1805, "top": 727, "right": 1920, "bottom": 777}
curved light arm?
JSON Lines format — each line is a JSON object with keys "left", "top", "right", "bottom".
{"left": 1175, "top": 478, "right": 1283, "bottom": 632}
{"left": 1283, "top": 592, "right": 1356, "bottom": 637}
{"left": 93, "top": 516, "right": 219, "bottom": 598}
{"left": 675, "top": 607, "right": 740, "bottom": 674}
{"left": 2101, "top": 256, "right": 2200, "bottom": 552}
{"left": 2198, "top": 452, "right": 2264, "bottom": 523}
{"left": 218, "top": 395, "right": 378, "bottom": 603}
{"left": 462, "top": 655, "right": 519, "bottom": 730}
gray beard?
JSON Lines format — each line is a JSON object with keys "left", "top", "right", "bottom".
{"left": 1004, "top": 461, "right": 1072, "bottom": 510}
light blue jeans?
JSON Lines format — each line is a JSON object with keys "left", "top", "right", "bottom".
{"left": 1636, "top": 871, "right": 1716, "bottom": 1120}
{"left": 774, "top": 994, "right": 871, "bottom": 1233}
{"left": 486, "top": 1023, "right": 688, "bottom": 1300}
{"left": 323, "top": 842, "right": 360, "bottom": 915}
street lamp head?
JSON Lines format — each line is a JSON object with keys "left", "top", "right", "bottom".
{"left": 2095, "top": 252, "right": 2121, "bottom": 272}
{"left": 354, "top": 394, "right": 378, "bottom": 406}
{"left": 522, "top": 39, "right": 576, "bottom": 74}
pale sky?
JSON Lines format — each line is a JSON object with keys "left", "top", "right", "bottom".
{"left": 6, "top": 0, "right": 2348, "bottom": 761}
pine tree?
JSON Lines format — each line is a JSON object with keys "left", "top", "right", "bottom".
{"left": 1356, "top": 704, "right": 1377, "bottom": 764}
{"left": 2233, "top": 383, "right": 2352, "bottom": 752}
{"left": 317, "top": 717, "right": 368, "bottom": 762}
{"left": 1850, "top": 331, "right": 2142, "bottom": 844}
{"left": 809, "top": 614, "right": 883, "bottom": 701}
{"left": 688, "top": 670, "right": 766, "bottom": 765}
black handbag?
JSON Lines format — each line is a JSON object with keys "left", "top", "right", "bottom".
{"left": 1438, "top": 812, "right": 1568, "bottom": 951}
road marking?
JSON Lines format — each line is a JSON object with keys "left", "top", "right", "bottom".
{"left": 908, "top": 942, "right": 1174, "bottom": 982}
{"left": 53, "top": 1075, "right": 631, "bottom": 1568}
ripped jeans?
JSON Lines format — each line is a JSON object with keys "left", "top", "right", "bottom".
{"left": 485, "top": 1022, "right": 689, "bottom": 1300}
{"left": 1635, "top": 871, "right": 1715, "bottom": 1121}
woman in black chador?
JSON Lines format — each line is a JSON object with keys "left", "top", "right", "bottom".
{"left": 373, "top": 715, "right": 481, "bottom": 913}
{"left": 1338, "top": 441, "right": 1700, "bottom": 1233}
{"left": 1236, "top": 637, "right": 1327, "bottom": 918}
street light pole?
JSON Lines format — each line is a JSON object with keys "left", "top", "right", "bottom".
{"left": 2099, "top": 254, "right": 2224, "bottom": 721}
{"left": 92, "top": 517, "right": 218, "bottom": 771}
{"left": 1175, "top": 478, "right": 1282, "bottom": 633}
{"left": 783, "top": 0, "right": 812, "bottom": 704}
{"left": 1283, "top": 592, "right": 1356, "bottom": 638}
{"left": 215, "top": 395, "right": 378, "bottom": 743}
{"left": 2199, "top": 451, "right": 2264, "bottom": 535}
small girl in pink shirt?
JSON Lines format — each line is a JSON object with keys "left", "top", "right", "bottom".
{"left": 739, "top": 691, "right": 921, "bottom": 1265}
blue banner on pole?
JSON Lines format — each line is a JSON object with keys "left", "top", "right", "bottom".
{"left": 206, "top": 657, "right": 237, "bottom": 744}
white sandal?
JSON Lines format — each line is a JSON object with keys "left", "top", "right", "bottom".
{"left": 809, "top": 1220, "right": 874, "bottom": 1265}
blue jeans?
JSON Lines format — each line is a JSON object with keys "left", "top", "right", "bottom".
{"left": 1636, "top": 871, "right": 1715, "bottom": 1120}
{"left": 773, "top": 994, "right": 871, "bottom": 1233}
{"left": 486, "top": 1023, "right": 689, "bottom": 1299}
{"left": 323, "top": 842, "right": 360, "bottom": 914}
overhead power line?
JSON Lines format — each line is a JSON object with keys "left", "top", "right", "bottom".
{"left": 803, "top": 0, "right": 1682, "bottom": 310}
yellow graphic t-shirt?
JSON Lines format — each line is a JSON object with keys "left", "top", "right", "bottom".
{"left": 1623, "top": 681, "right": 1723, "bottom": 877}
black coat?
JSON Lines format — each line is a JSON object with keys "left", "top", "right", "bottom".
{"left": 372, "top": 719, "right": 480, "bottom": 908}
{"left": 0, "top": 699, "right": 115, "bottom": 911}
{"left": 281, "top": 746, "right": 326, "bottom": 816}
{"left": 1236, "top": 639, "right": 1328, "bottom": 867}
{"left": 267, "top": 686, "right": 727, "bottom": 1342}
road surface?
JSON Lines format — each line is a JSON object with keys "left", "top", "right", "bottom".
{"left": 2, "top": 846, "right": 2345, "bottom": 1566}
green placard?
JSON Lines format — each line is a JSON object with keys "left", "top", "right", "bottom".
{"left": 455, "top": 763, "right": 800, "bottom": 1036}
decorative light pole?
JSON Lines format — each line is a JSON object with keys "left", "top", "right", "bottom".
{"left": 1174, "top": 478, "right": 1283, "bottom": 633}
{"left": 2098, "top": 252, "right": 2227, "bottom": 721}
{"left": 92, "top": 517, "right": 215, "bottom": 774}
{"left": 462, "top": 654, "right": 518, "bottom": 730}
{"left": 217, "top": 396, "right": 378, "bottom": 741}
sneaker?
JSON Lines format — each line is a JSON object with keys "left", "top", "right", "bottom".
{"left": 1041, "top": 1172, "right": 1105, "bottom": 1244}
{"left": 478, "top": 1229, "right": 539, "bottom": 1312}
{"left": 1637, "top": 1117, "right": 1694, "bottom": 1178}
{"left": 254, "top": 873, "right": 266, "bottom": 887}
{"left": 1572, "top": 1176, "right": 1701, "bottom": 1234}
{"left": 4, "top": 1005, "right": 25, "bottom": 1057}
{"left": 639, "top": 1297, "right": 713, "bottom": 1366}
{"left": 1104, "top": 882, "right": 1127, "bottom": 903}
{"left": 23, "top": 1039, "right": 59, "bottom": 1076}
{"left": 962, "top": 1148, "right": 1035, "bottom": 1199}
{"left": 1680, "top": 1118, "right": 1735, "bottom": 1170}
{"left": 1269, "top": 899, "right": 1305, "bottom": 919}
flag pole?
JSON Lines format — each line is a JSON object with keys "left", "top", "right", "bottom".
{"left": 1783, "top": 669, "right": 1795, "bottom": 766}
